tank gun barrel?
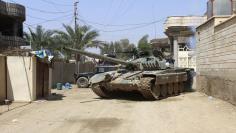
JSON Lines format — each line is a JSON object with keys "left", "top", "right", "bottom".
{"left": 64, "top": 47, "right": 132, "bottom": 66}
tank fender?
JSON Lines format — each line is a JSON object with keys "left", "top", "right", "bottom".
{"left": 89, "top": 71, "right": 116, "bottom": 84}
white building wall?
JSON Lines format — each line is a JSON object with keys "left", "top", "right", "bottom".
{"left": 178, "top": 51, "right": 196, "bottom": 70}
{"left": 7, "top": 56, "right": 37, "bottom": 102}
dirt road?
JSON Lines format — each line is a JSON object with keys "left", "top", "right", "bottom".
{"left": 0, "top": 88, "right": 236, "bottom": 133}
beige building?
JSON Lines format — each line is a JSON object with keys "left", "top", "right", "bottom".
{"left": 196, "top": 0, "right": 236, "bottom": 105}
{"left": 164, "top": 16, "right": 206, "bottom": 69}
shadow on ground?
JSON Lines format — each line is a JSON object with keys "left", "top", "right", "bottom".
{"left": 46, "top": 93, "right": 66, "bottom": 101}
{"left": 93, "top": 92, "right": 149, "bottom": 102}
{"left": 0, "top": 103, "right": 31, "bottom": 115}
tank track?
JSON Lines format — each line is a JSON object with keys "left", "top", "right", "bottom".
{"left": 139, "top": 77, "right": 185, "bottom": 100}
{"left": 139, "top": 77, "right": 159, "bottom": 100}
{"left": 91, "top": 84, "right": 111, "bottom": 98}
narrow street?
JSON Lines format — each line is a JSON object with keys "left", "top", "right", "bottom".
{"left": 0, "top": 88, "right": 236, "bottom": 133}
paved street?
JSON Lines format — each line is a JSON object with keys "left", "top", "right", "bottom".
{"left": 0, "top": 88, "right": 236, "bottom": 133}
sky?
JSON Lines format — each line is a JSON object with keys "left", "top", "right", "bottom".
{"left": 6, "top": 0, "right": 207, "bottom": 44}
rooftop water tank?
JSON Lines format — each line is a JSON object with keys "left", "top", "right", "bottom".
{"left": 207, "top": 0, "right": 235, "bottom": 19}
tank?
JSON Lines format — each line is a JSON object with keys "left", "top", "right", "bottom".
{"left": 64, "top": 47, "right": 194, "bottom": 100}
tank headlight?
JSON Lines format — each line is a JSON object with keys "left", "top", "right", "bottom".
{"left": 165, "top": 62, "right": 170, "bottom": 67}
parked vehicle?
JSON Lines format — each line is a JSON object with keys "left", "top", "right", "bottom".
{"left": 74, "top": 55, "right": 119, "bottom": 88}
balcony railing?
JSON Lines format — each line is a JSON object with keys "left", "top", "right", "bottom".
{"left": 0, "top": 34, "right": 27, "bottom": 47}
{"left": 0, "top": 1, "right": 25, "bottom": 20}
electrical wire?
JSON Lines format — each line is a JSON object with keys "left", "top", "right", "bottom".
{"left": 102, "top": 0, "right": 115, "bottom": 24}
{"left": 39, "top": 0, "right": 73, "bottom": 7}
{"left": 114, "top": 0, "right": 136, "bottom": 22}
{"left": 9, "top": 0, "right": 72, "bottom": 14}
{"left": 26, "top": 14, "right": 73, "bottom": 26}
{"left": 78, "top": 18, "right": 165, "bottom": 32}
{"left": 103, "top": 0, "right": 125, "bottom": 29}
{"left": 151, "top": 0, "right": 157, "bottom": 38}
{"left": 78, "top": 17, "right": 165, "bottom": 27}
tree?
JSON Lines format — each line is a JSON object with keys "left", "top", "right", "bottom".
{"left": 54, "top": 24, "right": 100, "bottom": 59}
{"left": 137, "top": 35, "right": 152, "bottom": 52}
{"left": 100, "top": 39, "right": 136, "bottom": 60}
{"left": 55, "top": 24, "right": 99, "bottom": 50}
{"left": 24, "top": 25, "right": 55, "bottom": 50}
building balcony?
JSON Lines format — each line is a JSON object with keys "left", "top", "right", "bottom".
{"left": 0, "top": 34, "right": 27, "bottom": 47}
{"left": 0, "top": 0, "right": 25, "bottom": 21}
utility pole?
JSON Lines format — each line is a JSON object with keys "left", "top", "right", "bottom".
{"left": 74, "top": 0, "right": 79, "bottom": 74}
{"left": 74, "top": 0, "right": 79, "bottom": 37}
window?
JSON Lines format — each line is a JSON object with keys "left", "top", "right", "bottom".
{"left": 207, "top": 0, "right": 233, "bottom": 18}
{"left": 213, "top": 0, "right": 232, "bottom": 15}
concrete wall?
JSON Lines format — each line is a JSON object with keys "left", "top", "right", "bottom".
{"left": 7, "top": 56, "right": 37, "bottom": 102}
{"left": 196, "top": 16, "right": 236, "bottom": 105}
{"left": 0, "top": 56, "right": 6, "bottom": 102}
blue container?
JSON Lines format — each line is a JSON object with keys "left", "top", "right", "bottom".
{"left": 57, "top": 83, "right": 62, "bottom": 90}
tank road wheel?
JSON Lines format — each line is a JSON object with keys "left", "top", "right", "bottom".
{"left": 173, "top": 83, "right": 179, "bottom": 95}
{"left": 179, "top": 82, "right": 184, "bottom": 93}
{"left": 91, "top": 84, "right": 111, "bottom": 98}
{"left": 167, "top": 83, "right": 174, "bottom": 95}
{"left": 160, "top": 84, "right": 168, "bottom": 98}
{"left": 139, "top": 77, "right": 159, "bottom": 100}
{"left": 152, "top": 85, "right": 161, "bottom": 99}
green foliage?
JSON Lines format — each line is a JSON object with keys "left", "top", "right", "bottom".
{"left": 24, "top": 25, "right": 55, "bottom": 50}
{"left": 54, "top": 24, "right": 100, "bottom": 59}
{"left": 137, "top": 34, "right": 152, "bottom": 52}
{"left": 24, "top": 24, "right": 101, "bottom": 59}
{"left": 100, "top": 39, "right": 136, "bottom": 60}
{"left": 54, "top": 24, "right": 100, "bottom": 50}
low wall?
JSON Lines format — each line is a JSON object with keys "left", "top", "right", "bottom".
{"left": 197, "top": 74, "right": 236, "bottom": 104}
{"left": 0, "top": 56, "right": 6, "bottom": 102}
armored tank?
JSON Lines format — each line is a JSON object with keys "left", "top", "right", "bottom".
{"left": 64, "top": 47, "right": 194, "bottom": 100}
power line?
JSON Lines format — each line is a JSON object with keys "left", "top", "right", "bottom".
{"left": 78, "top": 17, "right": 165, "bottom": 27}
{"left": 24, "top": 17, "right": 74, "bottom": 31}
{"left": 27, "top": 14, "right": 73, "bottom": 26}
{"left": 79, "top": 18, "right": 165, "bottom": 32}
{"left": 114, "top": 0, "right": 136, "bottom": 22}
{"left": 9, "top": 0, "right": 72, "bottom": 14}
{"left": 105, "top": 0, "right": 124, "bottom": 28}
{"left": 26, "top": 6, "right": 72, "bottom": 14}
{"left": 102, "top": 0, "right": 115, "bottom": 24}
{"left": 39, "top": 0, "right": 73, "bottom": 6}
{"left": 151, "top": 0, "right": 157, "bottom": 38}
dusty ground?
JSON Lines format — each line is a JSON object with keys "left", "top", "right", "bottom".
{"left": 0, "top": 88, "right": 236, "bottom": 133}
